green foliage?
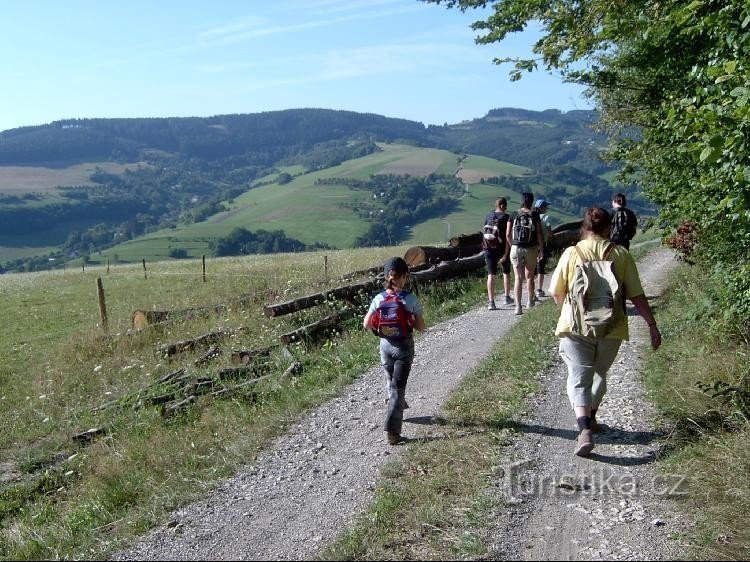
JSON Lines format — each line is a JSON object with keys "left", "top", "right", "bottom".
{"left": 347, "top": 174, "right": 464, "bottom": 247}
{"left": 696, "top": 379, "right": 750, "bottom": 424}
{"left": 427, "top": 0, "right": 750, "bottom": 337}
{"left": 212, "top": 227, "right": 328, "bottom": 256}
{"left": 641, "top": 263, "right": 749, "bottom": 560}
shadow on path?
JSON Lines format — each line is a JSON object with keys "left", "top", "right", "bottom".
{"left": 510, "top": 422, "right": 664, "bottom": 447}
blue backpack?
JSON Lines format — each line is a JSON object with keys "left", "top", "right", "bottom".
{"left": 371, "top": 291, "right": 413, "bottom": 339}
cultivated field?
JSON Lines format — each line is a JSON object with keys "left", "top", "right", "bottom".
{"left": 0, "top": 162, "right": 150, "bottom": 194}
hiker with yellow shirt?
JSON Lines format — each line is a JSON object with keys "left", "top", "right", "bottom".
{"left": 548, "top": 207, "right": 661, "bottom": 457}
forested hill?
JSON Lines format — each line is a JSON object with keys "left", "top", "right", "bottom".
{"left": 0, "top": 109, "right": 428, "bottom": 166}
{"left": 429, "top": 108, "right": 608, "bottom": 175}
{"left": 0, "top": 107, "right": 603, "bottom": 172}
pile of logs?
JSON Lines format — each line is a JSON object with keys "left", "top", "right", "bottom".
{"left": 548, "top": 220, "right": 583, "bottom": 255}
{"left": 401, "top": 220, "right": 582, "bottom": 268}
{"left": 133, "top": 222, "right": 582, "bottom": 353}
{"left": 92, "top": 354, "right": 302, "bottom": 417}
{"left": 261, "top": 251, "right": 489, "bottom": 345}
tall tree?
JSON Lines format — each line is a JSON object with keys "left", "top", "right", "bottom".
{"left": 425, "top": 0, "right": 750, "bottom": 336}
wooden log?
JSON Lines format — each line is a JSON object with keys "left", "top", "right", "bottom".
{"left": 547, "top": 229, "right": 581, "bottom": 254}
{"left": 186, "top": 377, "right": 216, "bottom": 395}
{"left": 279, "top": 308, "right": 355, "bottom": 345}
{"left": 162, "top": 395, "right": 197, "bottom": 416}
{"left": 72, "top": 427, "right": 107, "bottom": 443}
{"left": 157, "top": 368, "right": 186, "bottom": 384}
{"left": 230, "top": 347, "right": 273, "bottom": 366}
{"left": 263, "top": 279, "right": 379, "bottom": 318}
{"left": 403, "top": 243, "right": 483, "bottom": 267}
{"left": 448, "top": 232, "right": 483, "bottom": 248}
{"left": 132, "top": 310, "right": 170, "bottom": 330}
{"left": 339, "top": 265, "right": 382, "bottom": 281}
{"left": 194, "top": 345, "right": 221, "bottom": 367}
{"left": 404, "top": 246, "right": 458, "bottom": 267}
{"left": 217, "top": 364, "right": 267, "bottom": 380}
{"left": 159, "top": 328, "right": 228, "bottom": 357}
{"left": 279, "top": 361, "right": 303, "bottom": 382}
{"left": 137, "top": 392, "right": 178, "bottom": 409}
{"left": 211, "top": 374, "right": 274, "bottom": 399}
{"left": 408, "top": 253, "right": 487, "bottom": 283}
{"left": 551, "top": 219, "right": 583, "bottom": 234}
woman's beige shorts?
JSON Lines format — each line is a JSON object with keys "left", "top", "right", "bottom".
{"left": 510, "top": 245, "right": 539, "bottom": 269}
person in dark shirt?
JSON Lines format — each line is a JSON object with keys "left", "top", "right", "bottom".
{"left": 506, "top": 192, "right": 544, "bottom": 315}
{"left": 482, "top": 197, "right": 513, "bottom": 310}
{"left": 609, "top": 193, "right": 638, "bottom": 250}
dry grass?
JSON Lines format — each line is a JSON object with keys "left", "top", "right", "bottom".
{"left": 0, "top": 245, "right": 485, "bottom": 559}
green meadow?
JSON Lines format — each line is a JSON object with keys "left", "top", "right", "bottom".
{"left": 98, "top": 144, "right": 577, "bottom": 264}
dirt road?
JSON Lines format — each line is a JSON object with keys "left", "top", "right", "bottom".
{"left": 114, "top": 248, "right": 685, "bottom": 561}
{"left": 485, "top": 248, "right": 690, "bottom": 560}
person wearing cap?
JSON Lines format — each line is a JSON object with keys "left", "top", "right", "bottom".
{"left": 363, "top": 257, "right": 426, "bottom": 445}
{"left": 533, "top": 198, "right": 553, "bottom": 298}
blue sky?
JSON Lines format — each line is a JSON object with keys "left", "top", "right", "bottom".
{"left": 0, "top": 0, "right": 591, "bottom": 133}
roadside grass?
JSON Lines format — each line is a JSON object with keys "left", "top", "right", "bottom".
{"left": 641, "top": 263, "right": 749, "bottom": 561}
{"left": 319, "top": 301, "right": 560, "bottom": 560}
{"left": 0, "top": 246, "right": 488, "bottom": 559}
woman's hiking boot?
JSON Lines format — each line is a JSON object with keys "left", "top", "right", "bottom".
{"left": 574, "top": 429, "right": 595, "bottom": 457}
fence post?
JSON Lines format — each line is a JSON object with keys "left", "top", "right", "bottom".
{"left": 107, "top": 258, "right": 110, "bottom": 274}
{"left": 96, "top": 277, "right": 109, "bottom": 334}
{"left": 142, "top": 259, "right": 147, "bottom": 280}
{"left": 202, "top": 255, "right": 206, "bottom": 282}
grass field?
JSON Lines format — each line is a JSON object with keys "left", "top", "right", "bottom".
{"left": 1, "top": 240, "right": 745, "bottom": 559}
{"left": 98, "top": 144, "right": 576, "bottom": 264}
{"left": 0, "top": 244, "right": 484, "bottom": 559}
{"left": 0, "top": 162, "right": 150, "bottom": 194}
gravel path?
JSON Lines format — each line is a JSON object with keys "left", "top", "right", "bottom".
{"left": 114, "top": 275, "right": 526, "bottom": 560}
{"left": 485, "top": 248, "right": 691, "bottom": 560}
{"left": 114, "top": 248, "right": 687, "bottom": 561}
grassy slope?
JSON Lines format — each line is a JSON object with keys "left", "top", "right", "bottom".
{"left": 0, "top": 145, "right": 580, "bottom": 265}
{"left": 100, "top": 145, "right": 578, "bottom": 263}
{"left": 0, "top": 244, "right": 483, "bottom": 559}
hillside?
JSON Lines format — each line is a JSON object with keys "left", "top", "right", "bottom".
{"left": 0, "top": 107, "right": 633, "bottom": 271}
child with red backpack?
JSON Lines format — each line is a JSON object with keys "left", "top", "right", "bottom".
{"left": 363, "top": 257, "right": 426, "bottom": 445}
